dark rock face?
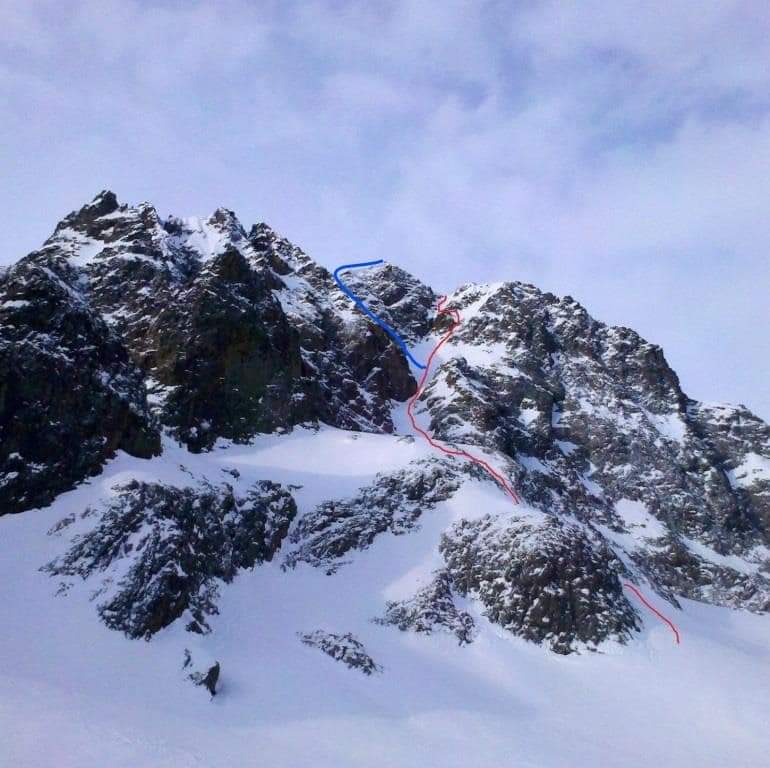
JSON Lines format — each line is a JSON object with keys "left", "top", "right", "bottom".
{"left": 413, "top": 281, "right": 770, "bottom": 620}
{"left": 376, "top": 570, "right": 476, "bottom": 645}
{"left": 285, "top": 458, "right": 463, "bottom": 572}
{"left": 45, "top": 196, "right": 316, "bottom": 451}
{"left": 247, "top": 223, "right": 418, "bottom": 433}
{"left": 1, "top": 192, "right": 428, "bottom": 514}
{"left": 146, "top": 246, "right": 312, "bottom": 450}
{"left": 7, "top": 190, "right": 770, "bottom": 659}
{"left": 440, "top": 515, "right": 639, "bottom": 653}
{"left": 36, "top": 193, "right": 419, "bottom": 448}
{"left": 43, "top": 479, "right": 297, "bottom": 638}
{"left": 631, "top": 535, "right": 770, "bottom": 613}
{"left": 0, "top": 255, "right": 160, "bottom": 514}
{"left": 687, "top": 402, "right": 770, "bottom": 537}
{"left": 298, "top": 630, "right": 382, "bottom": 675}
{"left": 340, "top": 262, "right": 436, "bottom": 341}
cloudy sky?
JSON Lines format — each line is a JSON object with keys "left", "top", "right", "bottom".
{"left": 2, "top": 0, "right": 769, "bottom": 419}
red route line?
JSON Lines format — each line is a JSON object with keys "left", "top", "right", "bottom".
{"left": 407, "top": 295, "right": 681, "bottom": 646}
{"left": 623, "top": 582, "right": 681, "bottom": 644}
{"left": 406, "top": 295, "right": 521, "bottom": 504}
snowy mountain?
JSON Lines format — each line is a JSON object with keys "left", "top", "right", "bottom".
{"left": 1, "top": 192, "right": 769, "bottom": 767}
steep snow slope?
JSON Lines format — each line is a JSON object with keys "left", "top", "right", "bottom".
{"left": 1, "top": 429, "right": 769, "bottom": 768}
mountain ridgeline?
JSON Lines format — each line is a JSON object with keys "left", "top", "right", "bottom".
{"left": 1, "top": 192, "right": 769, "bottom": 659}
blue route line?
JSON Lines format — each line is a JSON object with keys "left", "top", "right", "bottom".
{"left": 333, "top": 259, "right": 427, "bottom": 369}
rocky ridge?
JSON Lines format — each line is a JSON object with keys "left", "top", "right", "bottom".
{"left": 2, "top": 191, "right": 769, "bottom": 666}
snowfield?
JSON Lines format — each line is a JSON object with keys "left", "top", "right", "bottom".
{"left": 1, "top": 426, "right": 769, "bottom": 768}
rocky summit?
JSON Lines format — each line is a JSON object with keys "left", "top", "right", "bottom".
{"left": 2, "top": 192, "right": 770, "bottom": 678}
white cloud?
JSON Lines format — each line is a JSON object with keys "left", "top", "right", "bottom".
{"left": 0, "top": 0, "right": 768, "bottom": 419}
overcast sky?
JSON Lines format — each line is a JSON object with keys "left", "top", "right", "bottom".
{"left": 2, "top": 0, "right": 769, "bottom": 420}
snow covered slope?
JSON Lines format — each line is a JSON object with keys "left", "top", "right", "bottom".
{"left": 1, "top": 192, "right": 769, "bottom": 767}
{"left": 0, "top": 428, "right": 770, "bottom": 768}
{"left": 2, "top": 428, "right": 769, "bottom": 767}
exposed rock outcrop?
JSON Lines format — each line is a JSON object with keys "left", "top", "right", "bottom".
{"left": 285, "top": 458, "right": 463, "bottom": 572}
{"left": 298, "top": 630, "right": 382, "bottom": 675}
{"left": 0, "top": 254, "right": 159, "bottom": 514}
{"left": 43, "top": 479, "right": 297, "bottom": 638}
{"left": 375, "top": 570, "right": 476, "bottom": 645}
{"left": 440, "top": 515, "right": 639, "bottom": 653}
